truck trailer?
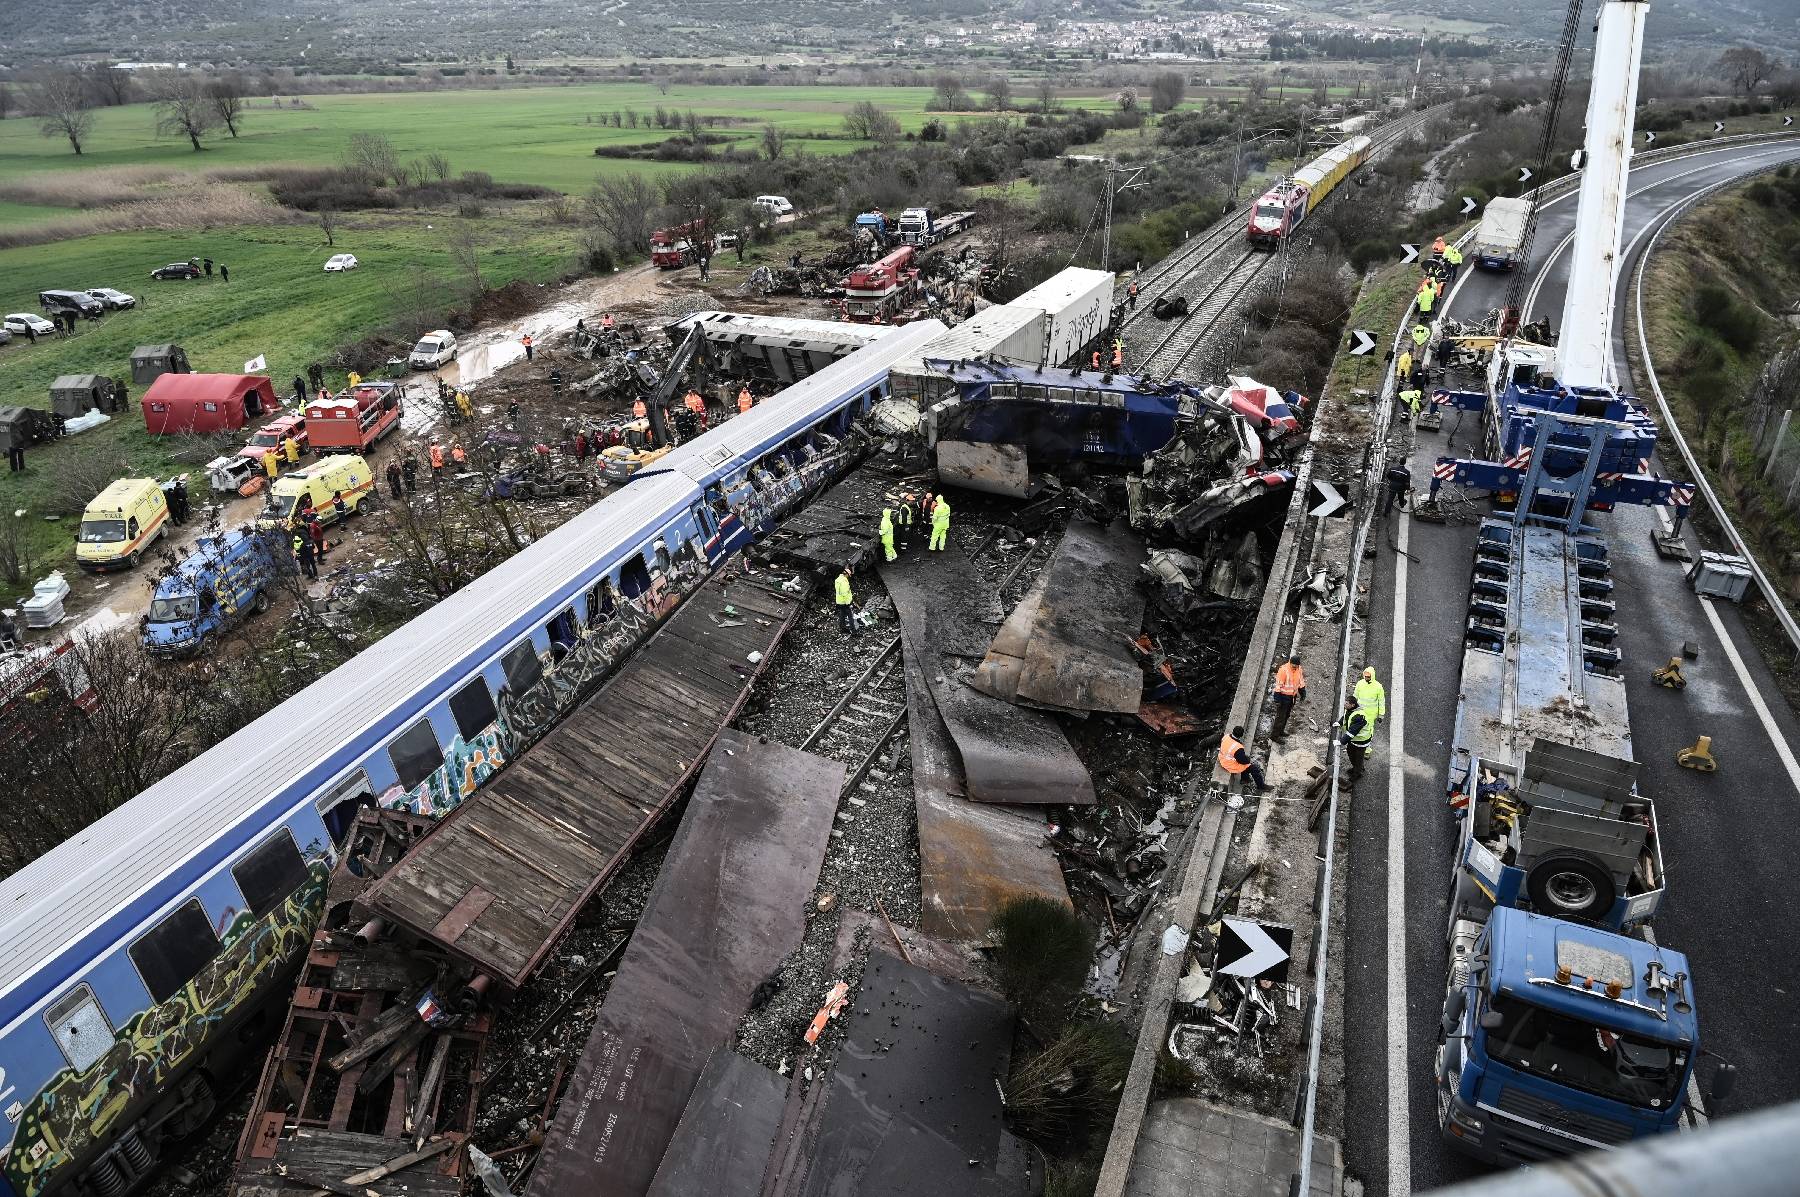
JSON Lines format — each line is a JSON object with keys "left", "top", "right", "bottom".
{"left": 1473, "top": 197, "right": 1532, "bottom": 271}
{"left": 897, "top": 207, "right": 976, "bottom": 247}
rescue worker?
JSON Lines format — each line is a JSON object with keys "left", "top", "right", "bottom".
{"left": 1431, "top": 235, "right": 1447, "bottom": 260}
{"left": 878, "top": 506, "right": 896, "bottom": 563}
{"left": 1341, "top": 698, "right": 1374, "bottom": 784}
{"left": 738, "top": 387, "right": 753, "bottom": 415}
{"left": 262, "top": 448, "right": 279, "bottom": 480}
{"left": 292, "top": 375, "right": 308, "bottom": 407}
{"left": 307, "top": 513, "right": 327, "bottom": 562}
{"left": 894, "top": 492, "right": 915, "bottom": 550}
{"left": 1127, "top": 281, "right": 1140, "bottom": 309}
{"left": 1383, "top": 460, "right": 1412, "bottom": 515}
{"left": 632, "top": 396, "right": 648, "bottom": 421}
{"left": 332, "top": 490, "right": 348, "bottom": 523}
{"left": 550, "top": 368, "right": 564, "bottom": 395}
{"left": 1270, "top": 655, "right": 1306, "bottom": 741}
{"left": 1111, "top": 339, "right": 1124, "bottom": 371}
{"left": 522, "top": 333, "right": 534, "bottom": 362}
{"left": 1411, "top": 323, "right": 1431, "bottom": 352}
{"left": 294, "top": 530, "right": 317, "bottom": 580}
{"left": 402, "top": 452, "right": 419, "bottom": 493}
{"left": 283, "top": 434, "right": 300, "bottom": 465}
{"left": 1355, "top": 666, "right": 1387, "bottom": 723}
{"left": 834, "top": 566, "right": 858, "bottom": 636}
{"left": 347, "top": 370, "right": 362, "bottom": 387}
{"left": 308, "top": 362, "right": 325, "bottom": 392}
{"left": 386, "top": 458, "right": 404, "bottom": 500}
{"left": 928, "top": 493, "right": 951, "bottom": 552}
{"left": 1396, "top": 349, "right": 1413, "bottom": 387}
{"left": 601, "top": 312, "right": 616, "bottom": 331}
{"left": 1416, "top": 281, "right": 1435, "bottom": 317}
{"left": 1398, "top": 386, "right": 1424, "bottom": 423}
{"left": 1218, "top": 725, "right": 1271, "bottom": 792}
{"left": 170, "top": 477, "right": 189, "bottom": 524}
{"left": 451, "top": 441, "right": 467, "bottom": 467}
{"left": 684, "top": 389, "right": 708, "bottom": 429}
{"left": 429, "top": 440, "right": 446, "bottom": 476}
{"left": 1091, "top": 349, "right": 1102, "bottom": 371}
{"left": 1443, "top": 242, "right": 1463, "bottom": 284}
{"left": 456, "top": 391, "right": 473, "bottom": 422}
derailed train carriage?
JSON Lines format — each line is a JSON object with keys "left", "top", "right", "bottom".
{"left": 0, "top": 320, "right": 946, "bottom": 1197}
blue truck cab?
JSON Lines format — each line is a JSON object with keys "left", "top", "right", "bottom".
{"left": 1437, "top": 907, "right": 1697, "bottom": 1165}
{"left": 142, "top": 528, "right": 281, "bottom": 656}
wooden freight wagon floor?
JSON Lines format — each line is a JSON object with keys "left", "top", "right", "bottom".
{"left": 363, "top": 573, "right": 804, "bottom": 987}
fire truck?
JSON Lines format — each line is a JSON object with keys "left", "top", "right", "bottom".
{"left": 650, "top": 219, "right": 710, "bottom": 270}
{"left": 839, "top": 246, "right": 920, "bottom": 323}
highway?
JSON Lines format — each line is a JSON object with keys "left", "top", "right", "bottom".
{"left": 1340, "top": 136, "right": 1800, "bottom": 1196}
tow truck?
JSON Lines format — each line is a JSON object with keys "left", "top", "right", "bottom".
{"left": 1427, "top": 0, "right": 1726, "bottom": 1167}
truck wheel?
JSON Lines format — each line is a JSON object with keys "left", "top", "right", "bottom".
{"left": 128, "top": 549, "right": 141, "bottom": 569}
{"left": 1525, "top": 854, "right": 1615, "bottom": 920}
{"left": 253, "top": 590, "right": 270, "bottom": 614}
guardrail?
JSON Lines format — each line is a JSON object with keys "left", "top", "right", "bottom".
{"left": 1631, "top": 165, "right": 1800, "bottom": 661}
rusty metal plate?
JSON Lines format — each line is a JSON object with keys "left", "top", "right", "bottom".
{"left": 882, "top": 545, "right": 1094, "bottom": 806}
{"left": 529, "top": 731, "right": 843, "bottom": 1197}
{"left": 1011, "top": 519, "right": 1147, "bottom": 715}
{"left": 935, "top": 441, "right": 1033, "bottom": 499}
{"left": 430, "top": 885, "right": 493, "bottom": 943}
{"left": 644, "top": 1049, "right": 787, "bottom": 1197}
{"left": 900, "top": 636, "right": 1071, "bottom": 942}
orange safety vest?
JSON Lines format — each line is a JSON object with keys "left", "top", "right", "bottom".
{"left": 738, "top": 390, "right": 753, "bottom": 414}
{"left": 685, "top": 392, "right": 705, "bottom": 414}
{"left": 601, "top": 314, "right": 615, "bottom": 329}
{"left": 451, "top": 445, "right": 466, "bottom": 464}
{"left": 1091, "top": 351, "right": 1101, "bottom": 369}
{"left": 1274, "top": 662, "right": 1305, "bottom": 697}
{"left": 633, "top": 398, "right": 647, "bottom": 419}
{"left": 1218, "top": 733, "right": 1250, "bottom": 774}
{"left": 429, "top": 444, "right": 444, "bottom": 468}
{"left": 1112, "top": 344, "right": 1123, "bottom": 367}
{"left": 522, "top": 334, "right": 533, "bottom": 347}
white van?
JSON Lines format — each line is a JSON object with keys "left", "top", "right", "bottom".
{"left": 409, "top": 329, "right": 458, "bottom": 370}
{"left": 753, "top": 195, "right": 795, "bottom": 219}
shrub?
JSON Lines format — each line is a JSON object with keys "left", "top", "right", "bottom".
{"left": 1692, "top": 283, "right": 1764, "bottom": 354}
{"left": 989, "top": 896, "right": 1094, "bottom": 1032}
{"left": 1006, "top": 1022, "right": 1134, "bottom": 1141}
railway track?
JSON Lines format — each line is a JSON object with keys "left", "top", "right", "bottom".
{"left": 1137, "top": 248, "right": 1276, "bottom": 379}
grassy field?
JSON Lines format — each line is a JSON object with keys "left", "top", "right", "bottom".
{"left": 0, "top": 208, "right": 573, "bottom": 593}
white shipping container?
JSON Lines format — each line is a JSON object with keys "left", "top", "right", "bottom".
{"left": 890, "top": 304, "right": 1047, "bottom": 399}
{"left": 1014, "top": 267, "right": 1115, "bottom": 368}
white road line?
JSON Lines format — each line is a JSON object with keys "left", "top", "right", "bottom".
{"left": 1697, "top": 597, "right": 1800, "bottom": 798}
{"left": 1387, "top": 505, "right": 1413, "bottom": 1197}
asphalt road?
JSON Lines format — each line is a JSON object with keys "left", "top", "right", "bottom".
{"left": 1340, "top": 136, "right": 1800, "bottom": 1196}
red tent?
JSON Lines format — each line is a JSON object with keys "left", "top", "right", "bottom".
{"left": 141, "top": 373, "right": 277, "bottom": 436}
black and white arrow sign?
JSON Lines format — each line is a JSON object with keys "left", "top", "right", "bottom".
{"left": 1645, "top": 130, "right": 1657, "bottom": 144}
{"left": 1460, "top": 196, "right": 1477, "bottom": 215}
{"left": 1350, "top": 329, "right": 1377, "bottom": 356}
{"left": 1517, "top": 166, "right": 1533, "bottom": 184}
{"left": 1714, "top": 121, "right": 1726, "bottom": 133}
{"left": 1400, "top": 242, "right": 1419, "bottom": 265}
{"left": 1218, "top": 917, "right": 1293, "bottom": 982}
{"left": 1309, "top": 479, "right": 1347, "bottom": 519}
{"left": 1786, "top": 116, "right": 1795, "bottom": 127}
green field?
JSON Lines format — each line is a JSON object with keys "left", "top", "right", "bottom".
{"left": 0, "top": 210, "right": 571, "bottom": 593}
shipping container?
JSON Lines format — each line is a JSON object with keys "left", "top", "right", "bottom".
{"left": 890, "top": 304, "right": 1046, "bottom": 402}
{"left": 1014, "top": 267, "right": 1114, "bottom": 368}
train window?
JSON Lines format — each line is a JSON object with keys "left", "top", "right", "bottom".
{"left": 388, "top": 718, "right": 444, "bottom": 791}
{"left": 128, "top": 899, "right": 220, "bottom": 1004}
{"left": 652, "top": 542, "right": 671, "bottom": 576}
{"left": 232, "top": 829, "right": 309, "bottom": 920}
{"left": 619, "top": 554, "right": 652, "bottom": 598}
{"left": 315, "top": 770, "right": 374, "bottom": 845}
{"left": 45, "top": 983, "right": 113, "bottom": 1072}
{"left": 587, "top": 576, "right": 619, "bottom": 626}
{"left": 546, "top": 606, "right": 578, "bottom": 662}
{"left": 449, "top": 677, "right": 498, "bottom": 741}
{"left": 690, "top": 503, "right": 714, "bottom": 537}
{"left": 502, "top": 641, "right": 544, "bottom": 695}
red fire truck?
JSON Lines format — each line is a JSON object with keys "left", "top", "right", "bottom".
{"left": 649, "top": 219, "right": 710, "bottom": 270}
{"left": 839, "top": 246, "right": 920, "bottom": 323}
{"left": 306, "top": 381, "right": 404, "bottom": 454}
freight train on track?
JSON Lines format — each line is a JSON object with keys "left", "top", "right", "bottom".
{"left": 1245, "top": 134, "right": 1373, "bottom": 247}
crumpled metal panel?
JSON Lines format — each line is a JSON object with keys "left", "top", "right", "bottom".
{"left": 529, "top": 732, "right": 843, "bottom": 1197}
{"left": 645, "top": 1049, "right": 788, "bottom": 1197}
{"left": 935, "top": 440, "right": 1033, "bottom": 499}
{"left": 1010, "top": 519, "right": 1146, "bottom": 714}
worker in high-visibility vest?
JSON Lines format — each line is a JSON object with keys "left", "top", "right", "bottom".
{"left": 834, "top": 566, "right": 858, "bottom": 636}
{"left": 429, "top": 440, "right": 445, "bottom": 474}
{"left": 1417, "top": 283, "right": 1435, "bottom": 316}
{"left": 1270, "top": 655, "right": 1307, "bottom": 741}
{"left": 928, "top": 494, "right": 951, "bottom": 551}
{"left": 262, "top": 449, "right": 279, "bottom": 480}
{"left": 1412, "top": 324, "right": 1431, "bottom": 351}
{"left": 347, "top": 371, "right": 362, "bottom": 387}
{"left": 1397, "top": 349, "right": 1413, "bottom": 386}
{"left": 1341, "top": 698, "right": 1375, "bottom": 784}
{"left": 283, "top": 435, "right": 300, "bottom": 464}
{"left": 1355, "top": 666, "right": 1387, "bottom": 722}
{"left": 1443, "top": 243, "right": 1463, "bottom": 283}
{"left": 878, "top": 507, "right": 896, "bottom": 563}
{"left": 893, "top": 493, "right": 914, "bottom": 550}
{"left": 1431, "top": 235, "right": 1447, "bottom": 259}
{"left": 1399, "top": 386, "right": 1424, "bottom": 423}
{"left": 1111, "top": 339, "right": 1124, "bottom": 370}
{"left": 1218, "top": 725, "right": 1270, "bottom": 792}
{"left": 737, "top": 387, "right": 753, "bottom": 415}
{"left": 456, "top": 391, "right": 473, "bottom": 422}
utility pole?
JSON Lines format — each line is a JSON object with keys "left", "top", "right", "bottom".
{"left": 1099, "top": 160, "right": 1148, "bottom": 275}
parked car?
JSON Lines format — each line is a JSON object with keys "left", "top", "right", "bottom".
{"left": 87, "top": 287, "right": 137, "bottom": 310}
{"left": 753, "top": 194, "right": 796, "bottom": 218}
{"left": 408, "top": 329, "right": 458, "bottom": 370}
{"left": 0, "top": 329, "right": 12, "bottom": 348}
{"left": 240, "top": 412, "right": 310, "bottom": 464}
{"left": 150, "top": 262, "right": 203, "bottom": 280}
{"left": 2, "top": 314, "right": 57, "bottom": 338}
{"left": 324, "top": 254, "right": 360, "bottom": 273}
{"left": 39, "top": 290, "right": 104, "bottom": 319}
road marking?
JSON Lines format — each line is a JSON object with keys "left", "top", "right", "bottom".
{"left": 1387, "top": 504, "right": 1412, "bottom": 1197}
{"left": 1696, "top": 597, "right": 1800, "bottom": 799}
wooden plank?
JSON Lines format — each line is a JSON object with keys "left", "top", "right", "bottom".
{"left": 430, "top": 886, "right": 493, "bottom": 943}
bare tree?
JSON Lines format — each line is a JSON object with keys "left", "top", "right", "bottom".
{"left": 584, "top": 172, "right": 659, "bottom": 254}
{"left": 1150, "top": 71, "right": 1187, "bottom": 113}
{"left": 446, "top": 222, "right": 487, "bottom": 298}
{"left": 345, "top": 131, "right": 401, "bottom": 184}
{"left": 86, "top": 63, "right": 135, "bottom": 107}
{"left": 208, "top": 73, "right": 248, "bottom": 138}
{"left": 987, "top": 75, "right": 1013, "bottom": 111}
{"left": 761, "top": 122, "right": 785, "bottom": 160}
{"left": 153, "top": 74, "right": 219, "bottom": 151}
{"left": 0, "top": 83, "right": 13, "bottom": 122}
{"left": 930, "top": 75, "right": 971, "bottom": 112}
{"left": 318, "top": 203, "right": 340, "bottom": 247}
{"left": 31, "top": 69, "right": 96, "bottom": 155}
{"left": 1718, "top": 47, "right": 1776, "bottom": 97}
{"left": 843, "top": 99, "right": 901, "bottom": 142}
{"left": 1117, "top": 86, "right": 1139, "bottom": 113}
{"left": 424, "top": 152, "right": 453, "bottom": 182}
{"left": 1036, "top": 77, "right": 1058, "bottom": 112}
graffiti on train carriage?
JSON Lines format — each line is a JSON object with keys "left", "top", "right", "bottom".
{"left": 0, "top": 852, "right": 330, "bottom": 1197}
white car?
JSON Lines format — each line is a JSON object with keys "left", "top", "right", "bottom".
{"left": 86, "top": 287, "right": 137, "bottom": 310}
{"left": 2, "top": 313, "right": 57, "bottom": 338}
{"left": 408, "top": 329, "right": 458, "bottom": 369}
{"left": 324, "top": 253, "right": 360, "bottom": 273}
{"left": 753, "top": 194, "right": 795, "bottom": 218}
